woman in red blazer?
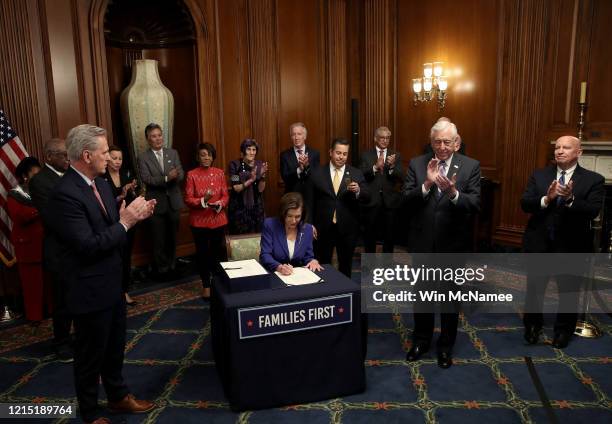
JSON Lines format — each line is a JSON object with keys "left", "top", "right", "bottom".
{"left": 184, "top": 143, "right": 229, "bottom": 298}
{"left": 7, "top": 157, "right": 47, "bottom": 322}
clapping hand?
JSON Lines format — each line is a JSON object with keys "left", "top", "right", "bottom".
{"left": 556, "top": 180, "right": 574, "bottom": 200}
{"left": 168, "top": 167, "right": 179, "bottom": 181}
{"left": 435, "top": 174, "right": 458, "bottom": 198}
{"left": 386, "top": 154, "right": 396, "bottom": 168}
{"left": 546, "top": 180, "right": 559, "bottom": 202}
{"left": 426, "top": 159, "right": 440, "bottom": 185}
{"left": 298, "top": 153, "right": 309, "bottom": 169}
{"left": 119, "top": 196, "right": 157, "bottom": 229}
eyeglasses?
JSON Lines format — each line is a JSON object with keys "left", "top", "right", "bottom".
{"left": 376, "top": 136, "right": 391, "bottom": 140}
{"left": 49, "top": 150, "right": 68, "bottom": 158}
{"left": 432, "top": 139, "right": 455, "bottom": 147}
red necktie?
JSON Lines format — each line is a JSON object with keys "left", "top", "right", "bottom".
{"left": 91, "top": 181, "right": 108, "bottom": 216}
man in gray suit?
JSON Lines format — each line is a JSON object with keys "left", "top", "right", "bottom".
{"left": 138, "top": 123, "right": 184, "bottom": 278}
{"left": 403, "top": 120, "right": 480, "bottom": 368}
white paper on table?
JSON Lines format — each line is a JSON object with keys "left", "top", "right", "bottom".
{"left": 275, "top": 267, "right": 322, "bottom": 286}
{"left": 220, "top": 259, "right": 268, "bottom": 279}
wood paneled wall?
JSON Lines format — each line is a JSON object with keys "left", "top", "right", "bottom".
{"left": 2, "top": 0, "right": 612, "bottom": 252}
{"left": 0, "top": 0, "right": 51, "bottom": 161}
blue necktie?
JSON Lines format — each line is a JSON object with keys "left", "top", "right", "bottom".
{"left": 557, "top": 171, "right": 566, "bottom": 206}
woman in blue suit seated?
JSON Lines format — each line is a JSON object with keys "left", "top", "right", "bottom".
{"left": 260, "top": 192, "right": 323, "bottom": 275}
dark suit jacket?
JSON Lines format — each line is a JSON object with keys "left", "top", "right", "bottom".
{"left": 521, "top": 164, "right": 604, "bottom": 253}
{"left": 403, "top": 153, "right": 480, "bottom": 253}
{"left": 306, "top": 164, "right": 370, "bottom": 238}
{"left": 45, "top": 167, "right": 126, "bottom": 314}
{"left": 103, "top": 168, "right": 136, "bottom": 204}
{"left": 280, "top": 146, "right": 320, "bottom": 193}
{"left": 259, "top": 217, "right": 315, "bottom": 272}
{"left": 138, "top": 147, "right": 185, "bottom": 214}
{"left": 359, "top": 148, "right": 405, "bottom": 208}
{"left": 29, "top": 164, "right": 63, "bottom": 271}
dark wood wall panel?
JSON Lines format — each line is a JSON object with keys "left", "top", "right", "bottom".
{"left": 189, "top": 0, "right": 222, "bottom": 155}
{"left": 327, "top": 0, "right": 350, "bottom": 141}
{"left": 247, "top": 0, "right": 281, "bottom": 213}
{"left": 493, "top": 0, "right": 550, "bottom": 245}
{"left": 276, "top": 0, "right": 327, "bottom": 155}
{"left": 541, "top": 0, "right": 612, "bottom": 146}
{"left": 547, "top": 0, "right": 579, "bottom": 129}
{"left": 586, "top": 0, "right": 612, "bottom": 130}
{"left": 362, "top": 0, "right": 395, "bottom": 155}
{"left": 0, "top": 0, "right": 45, "bottom": 159}
{"left": 395, "top": 0, "right": 500, "bottom": 176}
{"left": 41, "top": 0, "right": 85, "bottom": 137}
{"left": 215, "top": 0, "right": 252, "bottom": 169}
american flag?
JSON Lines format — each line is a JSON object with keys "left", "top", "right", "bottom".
{"left": 0, "top": 110, "right": 29, "bottom": 266}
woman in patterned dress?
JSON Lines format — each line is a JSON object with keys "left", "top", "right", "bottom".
{"left": 228, "top": 138, "right": 268, "bottom": 234}
{"left": 184, "top": 143, "right": 229, "bottom": 298}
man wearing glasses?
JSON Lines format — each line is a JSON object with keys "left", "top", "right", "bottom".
{"left": 359, "top": 126, "right": 404, "bottom": 253}
{"left": 402, "top": 120, "right": 481, "bottom": 369}
{"left": 30, "top": 138, "right": 73, "bottom": 363}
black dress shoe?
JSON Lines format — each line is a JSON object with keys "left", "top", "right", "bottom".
{"left": 126, "top": 300, "right": 138, "bottom": 307}
{"left": 437, "top": 351, "right": 453, "bottom": 369}
{"left": 524, "top": 326, "right": 541, "bottom": 345}
{"left": 552, "top": 332, "right": 570, "bottom": 349}
{"left": 406, "top": 344, "right": 429, "bottom": 361}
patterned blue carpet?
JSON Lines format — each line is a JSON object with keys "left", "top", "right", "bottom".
{"left": 0, "top": 278, "right": 611, "bottom": 423}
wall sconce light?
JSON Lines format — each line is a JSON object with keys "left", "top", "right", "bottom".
{"left": 413, "top": 61, "right": 447, "bottom": 110}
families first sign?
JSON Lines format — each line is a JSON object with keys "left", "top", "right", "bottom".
{"left": 238, "top": 294, "right": 353, "bottom": 339}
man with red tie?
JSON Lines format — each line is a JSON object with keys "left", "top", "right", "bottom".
{"left": 359, "top": 126, "right": 405, "bottom": 253}
{"left": 46, "top": 124, "right": 157, "bottom": 423}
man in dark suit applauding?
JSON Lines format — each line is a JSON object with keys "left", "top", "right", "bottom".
{"left": 403, "top": 120, "right": 480, "bottom": 368}
{"left": 46, "top": 125, "right": 157, "bottom": 423}
{"left": 29, "top": 138, "right": 73, "bottom": 362}
{"left": 359, "top": 126, "right": 404, "bottom": 253}
{"left": 280, "top": 122, "right": 320, "bottom": 194}
{"left": 521, "top": 135, "right": 604, "bottom": 349}
{"left": 138, "top": 123, "right": 184, "bottom": 278}
{"left": 307, "top": 138, "right": 369, "bottom": 278}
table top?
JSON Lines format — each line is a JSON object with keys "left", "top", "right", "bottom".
{"left": 213, "top": 266, "right": 360, "bottom": 309}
